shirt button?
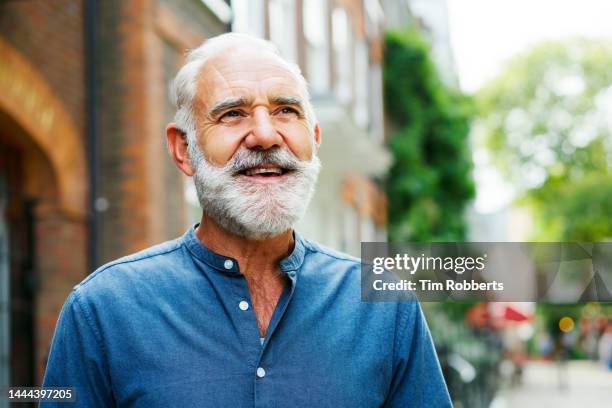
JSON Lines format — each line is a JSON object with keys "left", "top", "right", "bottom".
{"left": 256, "top": 367, "right": 266, "bottom": 378}
{"left": 239, "top": 300, "right": 249, "bottom": 311}
{"left": 224, "top": 259, "right": 233, "bottom": 269}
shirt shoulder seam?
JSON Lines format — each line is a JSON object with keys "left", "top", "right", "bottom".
{"left": 303, "top": 241, "right": 361, "bottom": 265}
{"left": 78, "top": 241, "right": 184, "bottom": 288}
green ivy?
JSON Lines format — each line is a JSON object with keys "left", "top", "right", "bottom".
{"left": 384, "top": 29, "right": 475, "bottom": 242}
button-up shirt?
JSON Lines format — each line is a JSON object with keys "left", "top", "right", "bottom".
{"left": 42, "top": 226, "right": 451, "bottom": 407}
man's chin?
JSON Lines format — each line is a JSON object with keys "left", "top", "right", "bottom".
{"left": 217, "top": 216, "right": 295, "bottom": 241}
{"left": 199, "top": 197, "right": 295, "bottom": 240}
{"left": 240, "top": 207, "right": 297, "bottom": 238}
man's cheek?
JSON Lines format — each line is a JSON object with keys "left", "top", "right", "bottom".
{"left": 202, "top": 133, "right": 241, "bottom": 166}
{"left": 284, "top": 126, "right": 314, "bottom": 160}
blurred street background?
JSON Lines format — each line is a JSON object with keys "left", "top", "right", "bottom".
{"left": 0, "top": 0, "right": 611, "bottom": 407}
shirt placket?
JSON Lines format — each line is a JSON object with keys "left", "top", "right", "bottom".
{"left": 215, "top": 252, "right": 299, "bottom": 408}
{"left": 223, "top": 260, "right": 262, "bottom": 370}
{"left": 252, "top": 269, "right": 297, "bottom": 408}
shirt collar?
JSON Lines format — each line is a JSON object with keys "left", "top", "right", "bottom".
{"left": 182, "top": 224, "right": 306, "bottom": 277}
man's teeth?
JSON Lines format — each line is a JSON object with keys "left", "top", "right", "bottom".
{"left": 245, "top": 167, "right": 283, "bottom": 176}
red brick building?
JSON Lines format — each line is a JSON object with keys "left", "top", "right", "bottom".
{"left": 0, "top": 0, "right": 228, "bottom": 387}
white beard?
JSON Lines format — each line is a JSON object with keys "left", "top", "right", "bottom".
{"left": 188, "top": 140, "right": 321, "bottom": 240}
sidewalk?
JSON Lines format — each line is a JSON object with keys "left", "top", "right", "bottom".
{"left": 491, "top": 360, "right": 612, "bottom": 408}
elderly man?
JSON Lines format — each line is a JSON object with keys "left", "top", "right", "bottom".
{"left": 42, "top": 33, "right": 451, "bottom": 407}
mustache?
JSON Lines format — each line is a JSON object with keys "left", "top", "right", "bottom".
{"left": 225, "top": 146, "right": 305, "bottom": 174}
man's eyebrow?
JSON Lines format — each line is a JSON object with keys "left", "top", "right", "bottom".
{"left": 208, "top": 97, "right": 249, "bottom": 118}
{"left": 271, "top": 96, "right": 305, "bottom": 109}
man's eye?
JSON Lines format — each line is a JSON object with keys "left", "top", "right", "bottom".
{"left": 220, "top": 110, "right": 244, "bottom": 121}
{"left": 278, "top": 107, "right": 298, "bottom": 115}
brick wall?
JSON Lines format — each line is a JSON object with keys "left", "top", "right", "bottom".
{"left": 0, "top": 0, "right": 85, "bottom": 133}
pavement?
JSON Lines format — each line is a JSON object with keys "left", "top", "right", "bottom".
{"left": 490, "top": 360, "right": 612, "bottom": 408}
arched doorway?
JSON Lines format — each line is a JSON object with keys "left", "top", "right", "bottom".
{"left": 0, "top": 38, "right": 88, "bottom": 386}
{"left": 0, "top": 118, "right": 47, "bottom": 389}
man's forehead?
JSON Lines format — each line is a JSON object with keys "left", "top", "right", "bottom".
{"left": 195, "top": 49, "right": 306, "bottom": 106}
{"left": 206, "top": 47, "right": 291, "bottom": 72}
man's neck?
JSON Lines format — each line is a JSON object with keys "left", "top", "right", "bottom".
{"left": 195, "top": 214, "right": 294, "bottom": 278}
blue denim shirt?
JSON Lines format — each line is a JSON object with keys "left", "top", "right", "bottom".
{"left": 42, "top": 226, "right": 451, "bottom": 407}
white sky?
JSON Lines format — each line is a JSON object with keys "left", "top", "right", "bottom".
{"left": 446, "top": 0, "right": 612, "bottom": 217}
{"left": 448, "top": 0, "right": 612, "bottom": 94}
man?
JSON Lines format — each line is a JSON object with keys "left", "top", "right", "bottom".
{"left": 43, "top": 33, "right": 451, "bottom": 407}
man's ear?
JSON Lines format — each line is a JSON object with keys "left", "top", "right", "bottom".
{"left": 166, "top": 123, "right": 194, "bottom": 177}
{"left": 313, "top": 123, "right": 321, "bottom": 148}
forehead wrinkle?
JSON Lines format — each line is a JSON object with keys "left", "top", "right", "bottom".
{"left": 218, "top": 72, "right": 303, "bottom": 96}
{"left": 209, "top": 50, "right": 306, "bottom": 92}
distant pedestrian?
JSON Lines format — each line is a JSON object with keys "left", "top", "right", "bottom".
{"left": 598, "top": 323, "right": 612, "bottom": 370}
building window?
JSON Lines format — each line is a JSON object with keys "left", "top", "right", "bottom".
{"left": 269, "top": 0, "right": 297, "bottom": 63}
{"left": 303, "top": 0, "right": 330, "bottom": 95}
{"left": 353, "top": 39, "right": 369, "bottom": 128}
{"left": 231, "top": 0, "right": 265, "bottom": 37}
{"left": 332, "top": 7, "right": 352, "bottom": 103}
{"left": 368, "top": 63, "right": 385, "bottom": 142}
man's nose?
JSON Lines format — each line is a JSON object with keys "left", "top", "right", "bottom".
{"left": 245, "top": 108, "right": 283, "bottom": 150}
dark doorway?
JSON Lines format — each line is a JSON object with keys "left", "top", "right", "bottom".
{"left": 0, "top": 140, "right": 36, "bottom": 390}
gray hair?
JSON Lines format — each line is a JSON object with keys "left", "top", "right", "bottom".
{"left": 169, "top": 33, "right": 316, "bottom": 139}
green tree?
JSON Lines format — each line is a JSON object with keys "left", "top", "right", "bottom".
{"left": 477, "top": 38, "right": 612, "bottom": 240}
{"left": 384, "top": 29, "right": 475, "bottom": 242}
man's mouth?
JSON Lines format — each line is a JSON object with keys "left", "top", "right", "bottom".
{"left": 236, "top": 165, "right": 294, "bottom": 180}
{"left": 244, "top": 167, "right": 284, "bottom": 176}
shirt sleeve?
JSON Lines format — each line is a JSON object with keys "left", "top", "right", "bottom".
{"left": 41, "top": 289, "right": 115, "bottom": 407}
{"left": 384, "top": 301, "right": 452, "bottom": 407}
